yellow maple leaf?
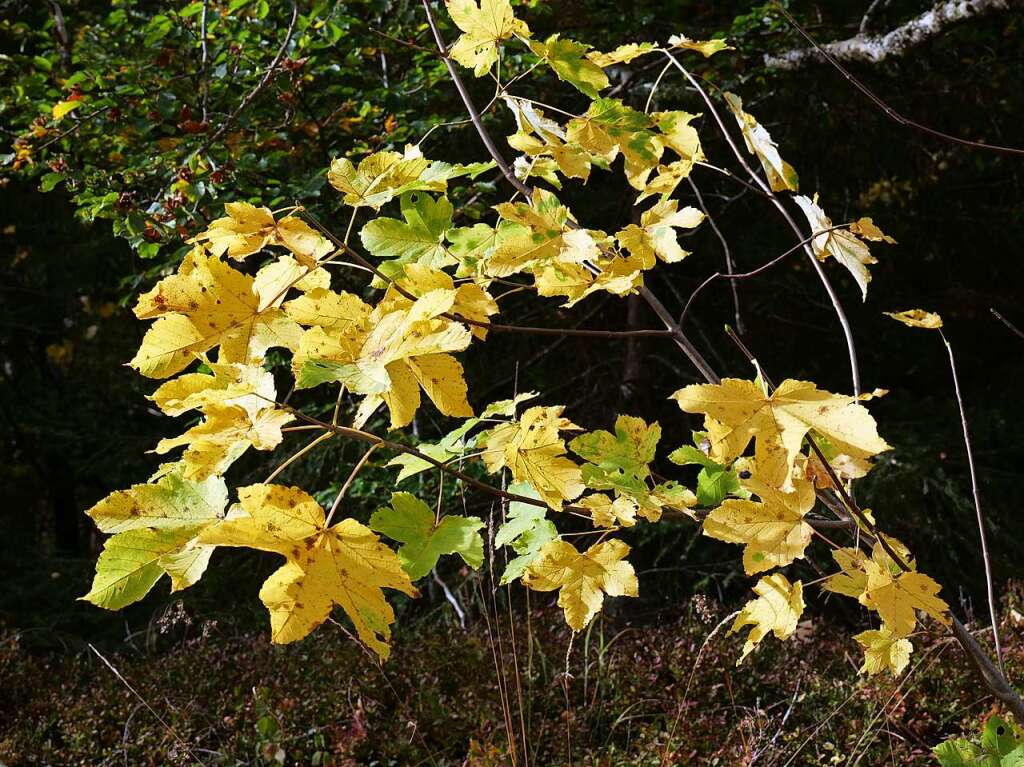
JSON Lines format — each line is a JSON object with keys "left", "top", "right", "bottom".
{"left": 849, "top": 217, "right": 896, "bottom": 243}
{"left": 794, "top": 195, "right": 885, "bottom": 301}
{"left": 380, "top": 263, "right": 498, "bottom": 340}
{"left": 884, "top": 309, "right": 943, "bottom": 330}
{"left": 729, "top": 573, "right": 804, "bottom": 663}
{"left": 506, "top": 97, "right": 594, "bottom": 182}
{"left": 522, "top": 539, "right": 638, "bottom": 630}
{"left": 192, "top": 202, "right": 332, "bottom": 267}
{"left": 672, "top": 378, "right": 890, "bottom": 490}
{"left": 702, "top": 475, "right": 815, "bottom": 574}
{"left": 294, "top": 290, "right": 474, "bottom": 429}
{"left": 285, "top": 287, "right": 372, "bottom": 332}
{"left": 566, "top": 98, "right": 662, "bottom": 190}
{"left": 446, "top": 0, "right": 530, "bottom": 77}
{"left": 149, "top": 360, "right": 275, "bottom": 417}
{"left": 854, "top": 626, "right": 913, "bottom": 676}
{"left": 482, "top": 405, "right": 585, "bottom": 510}
{"left": 723, "top": 92, "right": 799, "bottom": 193}
{"left": 586, "top": 42, "right": 658, "bottom": 68}
{"left": 198, "top": 484, "right": 417, "bottom": 657}
{"left": 861, "top": 557, "right": 949, "bottom": 636}
{"left": 154, "top": 402, "right": 293, "bottom": 480}
{"left": 824, "top": 540, "right": 950, "bottom": 635}
{"left": 667, "top": 34, "right": 733, "bottom": 58}
{"left": 82, "top": 467, "right": 227, "bottom": 609}
{"left": 131, "top": 246, "right": 303, "bottom": 379}
{"left": 823, "top": 546, "right": 870, "bottom": 598}
{"left": 578, "top": 493, "right": 638, "bottom": 528}
{"left": 616, "top": 199, "right": 704, "bottom": 268}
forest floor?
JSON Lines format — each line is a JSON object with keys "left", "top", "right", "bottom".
{"left": 3, "top": 586, "right": 1022, "bottom": 767}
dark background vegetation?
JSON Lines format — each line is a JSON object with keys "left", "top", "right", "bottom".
{"left": 1, "top": 0, "right": 1022, "bottom": 763}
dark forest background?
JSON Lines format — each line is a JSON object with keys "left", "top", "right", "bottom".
{"left": 2, "top": 1, "right": 1023, "bottom": 764}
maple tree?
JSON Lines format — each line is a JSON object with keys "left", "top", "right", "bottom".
{"left": 69, "top": 0, "right": 1024, "bottom": 745}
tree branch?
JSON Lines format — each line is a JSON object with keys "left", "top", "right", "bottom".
{"left": 766, "top": 0, "right": 1010, "bottom": 70}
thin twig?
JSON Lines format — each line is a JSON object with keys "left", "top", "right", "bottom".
{"left": 687, "top": 176, "right": 743, "bottom": 333}
{"left": 88, "top": 644, "right": 207, "bottom": 765}
{"left": 991, "top": 308, "right": 1024, "bottom": 341}
{"left": 941, "top": 329, "right": 1003, "bottom": 675}
{"left": 680, "top": 224, "right": 854, "bottom": 327}
{"left": 325, "top": 443, "right": 380, "bottom": 526}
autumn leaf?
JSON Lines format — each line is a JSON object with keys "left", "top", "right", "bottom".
{"left": 861, "top": 557, "right": 949, "bottom": 636}
{"left": 884, "top": 309, "right": 943, "bottom": 329}
{"left": 671, "top": 377, "right": 891, "bottom": 490}
{"left": 360, "top": 193, "right": 456, "bottom": 278}
{"left": 854, "top": 627, "right": 913, "bottom": 676}
{"left": 285, "top": 288, "right": 372, "bottom": 334}
{"left": 82, "top": 467, "right": 227, "bottom": 609}
{"left": 52, "top": 99, "right": 82, "bottom": 121}
{"left": 294, "top": 290, "right": 474, "bottom": 429}
{"left": 578, "top": 493, "right": 638, "bottom": 528}
{"left": 849, "top": 217, "right": 896, "bottom": 243}
{"left": 192, "top": 202, "right": 332, "bottom": 267}
{"left": 667, "top": 34, "right": 733, "bottom": 58}
{"left": 483, "top": 405, "right": 585, "bottom": 510}
{"left": 702, "top": 475, "right": 815, "bottom": 575}
{"left": 569, "top": 414, "right": 671, "bottom": 517}
{"left": 149, "top": 360, "right": 276, "bottom": 417}
{"left": 528, "top": 35, "right": 608, "bottom": 98}
{"left": 130, "top": 246, "right": 303, "bottom": 379}
{"left": 567, "top": 98, "right": 662, "bottom": 190}
{"left": 328, "top": 145, "right": 492, "bottom": 210}
{"left": 506, "top": 97, "right": 596, "bottom": 182}
{"left": 729, "top": 573, "right": 804, "bottom": 663}
{"left": 198, "top": 484, "right": 416, "bottom": 657}
{"left": 378, "top": 263, "right": 498, "bottom": 340}
{"left": 616, "top": 199, "right": 704, "bottom": 267}
{"left": 153, "top": 402, "right": 294, "bottom": 480}
{"left": 586, "top": 42, "right": 658, "bottom": 68}
{"left": 823, "top": 540, "right": 950, "bottom": 635}
{"left": 446, "top": 0, "right": 530, "bottom": 77}
{"left": 369, "top": 492, "right": 484, "bottom": 580}
{"left": 723, "top": 92, "right": 799, "bottom": 193}
{"left": 522, "top": 539, "right": 638, "bottom": 630}
{"left": 794, "top": 195, "right": 885, "bottom": 300}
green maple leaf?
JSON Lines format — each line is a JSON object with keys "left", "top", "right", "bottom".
{"left": 82, "top": 466, "right": 227, "bottom": 609}
{"left": 360, "top": 193, "right": 455, "bottom": 279}
{"left": 370, "top": 492, "right": 484, "bottom": 580}
{"left": 495, "top": 482, "right": 558, "bottom": 584}
{"left": 668, "top": 436, "right": 745, "bottom": 507}
{"left": 528, "top": 35, "right": 608, "bottom": 98}
{"left": 570, "top": 414, "right": 660, "bottom": 498}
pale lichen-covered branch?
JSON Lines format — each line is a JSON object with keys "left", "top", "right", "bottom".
{"left": 765, "top": 0, "right": 1010, "bottom": 70}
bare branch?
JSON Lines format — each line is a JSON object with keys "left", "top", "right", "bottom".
{"left": 942, "top": 330, "right": 1004, "bottom": 676}
{"left": 766, "top": 0, "right": 1010, "bottom": 70}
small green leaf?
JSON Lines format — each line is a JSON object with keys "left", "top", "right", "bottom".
{"left": 696, "top": 466, "right": 740, "bottom": 507}
{"left": 370, "top": 492, "right": 484, "bottom": 580}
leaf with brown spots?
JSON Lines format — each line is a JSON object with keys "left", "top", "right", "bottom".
{"left": 199, "top": 484, "right": 416, "bottom": 658}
